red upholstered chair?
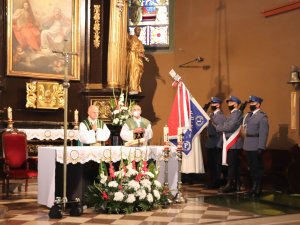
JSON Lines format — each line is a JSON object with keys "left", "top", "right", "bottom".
{"left": 2, "top": 129, "right": 38, "bottom": 196}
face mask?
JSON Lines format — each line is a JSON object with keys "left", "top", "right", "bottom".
{"left": 210, "top": 105, "right": 217, "bottom": 111}
{"left": 133, "top": 110, "right": 141, "bottom": 117}
{"left": 250, "top": 105, "right": 256, "bottom": 111}
{"left": 228, "top": 105, "right": 234, "bottom": 111}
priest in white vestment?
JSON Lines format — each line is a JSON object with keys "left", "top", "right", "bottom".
{"left": 120, "top": 104, "right": 153, "bottom": 145}
{"left": 78, "top": 105, "right": 111, "bottom": 145}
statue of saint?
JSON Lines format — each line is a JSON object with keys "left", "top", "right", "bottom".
{"left": 126, "top": 27, "right": 149, "bottom": 95}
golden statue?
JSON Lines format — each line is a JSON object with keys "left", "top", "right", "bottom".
{"left": 126, "top": 27, "right": 149, "bottom": 95}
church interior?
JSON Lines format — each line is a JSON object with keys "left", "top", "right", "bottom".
{"left": 1, "top": 0, "right": 300, "bottom": 224}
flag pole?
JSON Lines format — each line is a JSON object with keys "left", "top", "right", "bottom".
{"left": 169, "top": 69, "right": 186, "bottom": 203}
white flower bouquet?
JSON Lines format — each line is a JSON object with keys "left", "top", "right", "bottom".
{"left": 110, "top": 90, "right": 135, "bottom": 126}
{"left": 85, "top": 160, "right": 172, "bottom": 214}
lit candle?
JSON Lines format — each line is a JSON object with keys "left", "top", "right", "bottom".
{"left": 177, "top": 127, "right": 182, "bottom": 143}
{"left": 74, "top": 109, "right": 79, "bottom": 122}
{"left": 7, "top": 107, "right": 12, "bottom": 120}
{"left": 163, "top": 125, "right": 169, "bottom": 143}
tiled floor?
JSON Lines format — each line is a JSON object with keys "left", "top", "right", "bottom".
{"left": 1, "top": 180, "right": 300, "bottom": 225}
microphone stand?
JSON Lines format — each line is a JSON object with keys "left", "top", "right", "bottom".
{"left": 179, "top": 57, "right": 203, "bottom": 68}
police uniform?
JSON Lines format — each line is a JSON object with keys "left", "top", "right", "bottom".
{"left": 243, "top": 95, "right": 269, "bottom": 197}
{"left": 216, "top": 96, "right": 243, "bottom": 193}
{"left": 205, "top": 97, "right": 226, "bottom": 188}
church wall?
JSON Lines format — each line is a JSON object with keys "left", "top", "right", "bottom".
{"left": 144, "top": 0, "right": 300, "bottom": 149}
{"left": 0, "top": 0, "right": 299, "bottom": 151}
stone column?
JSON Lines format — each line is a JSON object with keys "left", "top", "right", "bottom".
{"left": 107, "top": 0, "right": 128, "bottom": 89}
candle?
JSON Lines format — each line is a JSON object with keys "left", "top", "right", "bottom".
{"left": 177, "top": 127, "right": 182, "bottom": 142}
{"left": 74, "top": 109, "right": 79, "bottom": 122}
{"left": 163, "top": 125, "right": 169, "bottom": 143}
{"left": 7, "top": 107, "right": 12, "bottom": 120}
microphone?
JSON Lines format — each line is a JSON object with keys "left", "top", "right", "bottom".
{"left": 195, "top": 56, "right": 204, "bottom": 62}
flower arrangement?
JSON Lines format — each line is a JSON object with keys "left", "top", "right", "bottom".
{"left": 110, "top": 90, "right": 135, "bottom": 126}
{"left": 85, "top": 159, "right": 172, "bottom": 214}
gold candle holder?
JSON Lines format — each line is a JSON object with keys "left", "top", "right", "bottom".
{"left": 174, "top": 129, "right": 186, "bottom": 204}
{"left": 7, "top": 119, "right": 14, "bottom": 129}
{"left": 73, "top": 121, "right": 79, "bottom": 130}
{"left": 162, "top": 126, "right": 173, "bottom": 206}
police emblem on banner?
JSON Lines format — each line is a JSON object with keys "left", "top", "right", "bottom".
{"left": 195, "top": 115, "right": 205, "bottom": 127}
{"left": 183, "top": 129, "right": 192, "bottom": 152}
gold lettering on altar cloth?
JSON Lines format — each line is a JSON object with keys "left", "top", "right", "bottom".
{"left": 26, "top": 81, "right": 64, "bottom": 109}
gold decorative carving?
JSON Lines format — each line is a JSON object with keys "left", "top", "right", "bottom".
{"left": 26, "top": 82, "right": 37, "bottom": 108}
{"left": 116, "top": 0, "right": 125, "bottom": 16}
{"left": 26, "top": 81, "right": 64, "bottom": 109}
{"left": 93, "top": 5, "right": 101, "bottom": 48}
{"left": 90, "top": 97, "right": 112, "bottom": 123}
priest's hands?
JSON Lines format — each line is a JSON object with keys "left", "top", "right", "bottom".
{"left": 133, "top": 127, "right": 145, "bottom": 134}
{"left": 92, "top": 123, "right": 98, "bottom": 132}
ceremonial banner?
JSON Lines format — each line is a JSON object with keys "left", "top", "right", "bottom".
{"left": 182, "top": 96, "right": 210, "bottom": 155}
{"left": 167, "top": 81, "right": 190, "bottom": 139}
{"left": 167, "top": 71, "right": 209, "bottom": 155}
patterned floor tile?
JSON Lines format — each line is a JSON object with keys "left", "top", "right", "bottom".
{"left": 1, "top": 180, "right": 300, "bottom": 225}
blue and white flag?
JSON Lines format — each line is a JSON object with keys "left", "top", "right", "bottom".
{"left": 182, "top": 96, "right": 210, "bottom": 155}
{"left": 167, "top": 77, "right": 209, "bottom": 155}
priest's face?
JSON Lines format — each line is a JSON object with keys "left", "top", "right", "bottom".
{"left": 132, "top": 105, "right": 141, "bottom": 118}
{"left": 88, "top": 105, "right": 99, "bottom": 120}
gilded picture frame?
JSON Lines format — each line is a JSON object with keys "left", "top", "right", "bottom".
{"left": 6, "top": 0, "right": 80, "bottom": 80}
{"left": 90, "top": 97, "right": 113, "bottom": 123}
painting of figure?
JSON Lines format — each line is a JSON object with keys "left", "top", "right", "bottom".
{"left": 7, "top": 0, "right": 80, "bottom": 80}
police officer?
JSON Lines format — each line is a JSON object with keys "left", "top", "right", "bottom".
{"left": 205, "top": 97, "right": 226, "bottom": 189}
{"left": 216, "top": 96, "right": 243, "bottom": 193}
{"left": 243, "top": 95, "right": 269, "bottom": 197}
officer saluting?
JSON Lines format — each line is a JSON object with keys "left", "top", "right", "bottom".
{"left": 205, "top": 97, "right": 226, "bottom": 189}
{"left": 243, "top": 95, "right": 269, "bottom": 197}
{"left": 216, "top": 96, "right": 243, "bottom": 193}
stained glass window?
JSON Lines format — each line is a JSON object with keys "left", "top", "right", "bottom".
{"left": 128, "top": 0, "right": 170, "bottom": 49}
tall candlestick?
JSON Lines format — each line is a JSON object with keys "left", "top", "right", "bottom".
{"left": 74, "top": 109, "right": 79, "bottom": 123}
{"left": 7, "top": 107, "right": 12, "bottom": 121}
{"left": 177, "top": 127, "right": 182, "bottom": 142}
{"left": 163, "top": 125, "right": 169, "bottom": 143}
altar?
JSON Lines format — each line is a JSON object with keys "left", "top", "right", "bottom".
{"left": 19, "top": 129, "right": 79, "bottom": 141}
{"left": 38, "top": 146, "right": 178, "bottom": 207}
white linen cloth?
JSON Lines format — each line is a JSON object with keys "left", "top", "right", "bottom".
{"left": 19, "top": 129, "right": 78, "bottom": 140}
{"left": 38, "top": 145, "right": 178, "bottom": 207}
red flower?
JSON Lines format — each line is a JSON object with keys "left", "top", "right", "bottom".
{"left": 132, "top": 160, "right": 136, "bottom": 170}
{"left": 135, "top": 173, "right": 143, "bottom": 182}
{"left": 118, "top": 185, "right": 123, "bottom": 190}
{"left": 142, "top": 161, "right": 148, "bottom": 172}
{"left": 102, "top": 191, "right": 108, "bottom": 200}
{"left": 109, "top": 163, "right": 116, "bottom": 179}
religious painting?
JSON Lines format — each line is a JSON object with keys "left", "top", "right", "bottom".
{"left": 6, "top": 0, "right": 81, "bottom": 80}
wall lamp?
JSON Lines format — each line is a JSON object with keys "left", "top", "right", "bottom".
{"left": 287, "top": 65, "right": 300, "bottom": 88}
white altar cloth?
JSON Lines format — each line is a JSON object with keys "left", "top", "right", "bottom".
{"left": 38, "top": 146, "right": 178, "bottom": 207}
{"left": 19, "top": 129, "right": 78, "bottom": 140}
